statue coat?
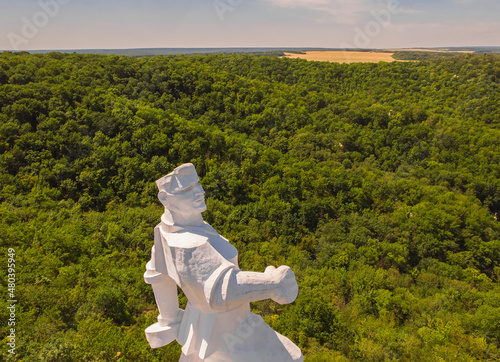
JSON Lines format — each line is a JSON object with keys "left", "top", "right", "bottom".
{"left": 148, "top": 220, "right": 303, "bottom": 362}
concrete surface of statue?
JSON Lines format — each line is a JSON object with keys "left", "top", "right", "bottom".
{"left": 144, "top": 163, "right": 303, "bottom": 361}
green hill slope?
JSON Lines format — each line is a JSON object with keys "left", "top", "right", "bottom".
{"left": 0, "top": 51, "right": 499, "bottom": 360}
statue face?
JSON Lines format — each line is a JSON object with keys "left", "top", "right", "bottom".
{"left": 166, "top": 182, "right": 206, "bottom": 214}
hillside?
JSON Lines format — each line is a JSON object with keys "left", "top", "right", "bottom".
{"left": 0, "top": 51, "right": 499, "bottom": 361}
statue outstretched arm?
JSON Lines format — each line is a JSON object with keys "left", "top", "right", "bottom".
{"left": 210, "top": 265, "right": 299, "bottom": 312}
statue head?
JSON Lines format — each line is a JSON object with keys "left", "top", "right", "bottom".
{"left": 156, "top": 163, "right": 207, "bottom": 217}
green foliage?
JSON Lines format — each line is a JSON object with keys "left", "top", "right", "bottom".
{"left": 392, "top": 51, "right": 461, "bottom": 61}
{"left": 0, "top": 51, "right": 500, "bottom": 360}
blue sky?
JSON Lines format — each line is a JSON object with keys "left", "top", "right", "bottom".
{"left": 1, "top": 0, "right": 499, "bottom": 50}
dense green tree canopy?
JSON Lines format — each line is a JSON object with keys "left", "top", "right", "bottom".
{"left": 0, "top": 51, "right": 499, "bottom": 360}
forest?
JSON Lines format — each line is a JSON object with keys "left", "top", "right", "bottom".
{"left": 0, "top": 50, "right": 499, "bottom": 361}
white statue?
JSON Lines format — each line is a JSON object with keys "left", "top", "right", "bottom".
{"left": 144, "top": 163, "right": 303, "bottom": 361}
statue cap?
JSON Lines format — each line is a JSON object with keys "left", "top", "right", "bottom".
{"left": 156, "top": 163, "right": 199, "bottom": 194}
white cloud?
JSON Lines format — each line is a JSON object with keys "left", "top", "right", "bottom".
{"left": 268, "top": 0, "right": 332, "bottom": 6}
{"left": 400, "top": 8, "right": 423, "bottom": 14}
{"left": 447, "top": 0, "right": 481, "bottom": 4}
{"left": 386, "top": 19, "right": 500, "bottom": 47}
{"left": 262, "top": 0, "right": 386, "bottom": 24}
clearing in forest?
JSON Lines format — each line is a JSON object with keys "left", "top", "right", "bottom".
{"left": 282, "top": 51, "right": 397, "bottom": 63}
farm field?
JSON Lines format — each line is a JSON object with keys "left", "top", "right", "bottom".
{"left": 282, "top": 50, "right": 398, "bottom": 63}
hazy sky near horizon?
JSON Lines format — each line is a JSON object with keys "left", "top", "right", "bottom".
{"left": 1, "top": 0, "right": 499, "bottom": 50}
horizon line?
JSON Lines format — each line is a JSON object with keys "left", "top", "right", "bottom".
{"left": 2, "top": 45, "right": 500, "bottom": 52}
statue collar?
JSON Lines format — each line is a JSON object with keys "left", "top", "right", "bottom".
{"left": 160, "top": 214, "right": 218, "bottom": 236}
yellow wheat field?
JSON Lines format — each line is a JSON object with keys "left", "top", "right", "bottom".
{"left": 282, "top": 51, "right": 398, "bottom": 64}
